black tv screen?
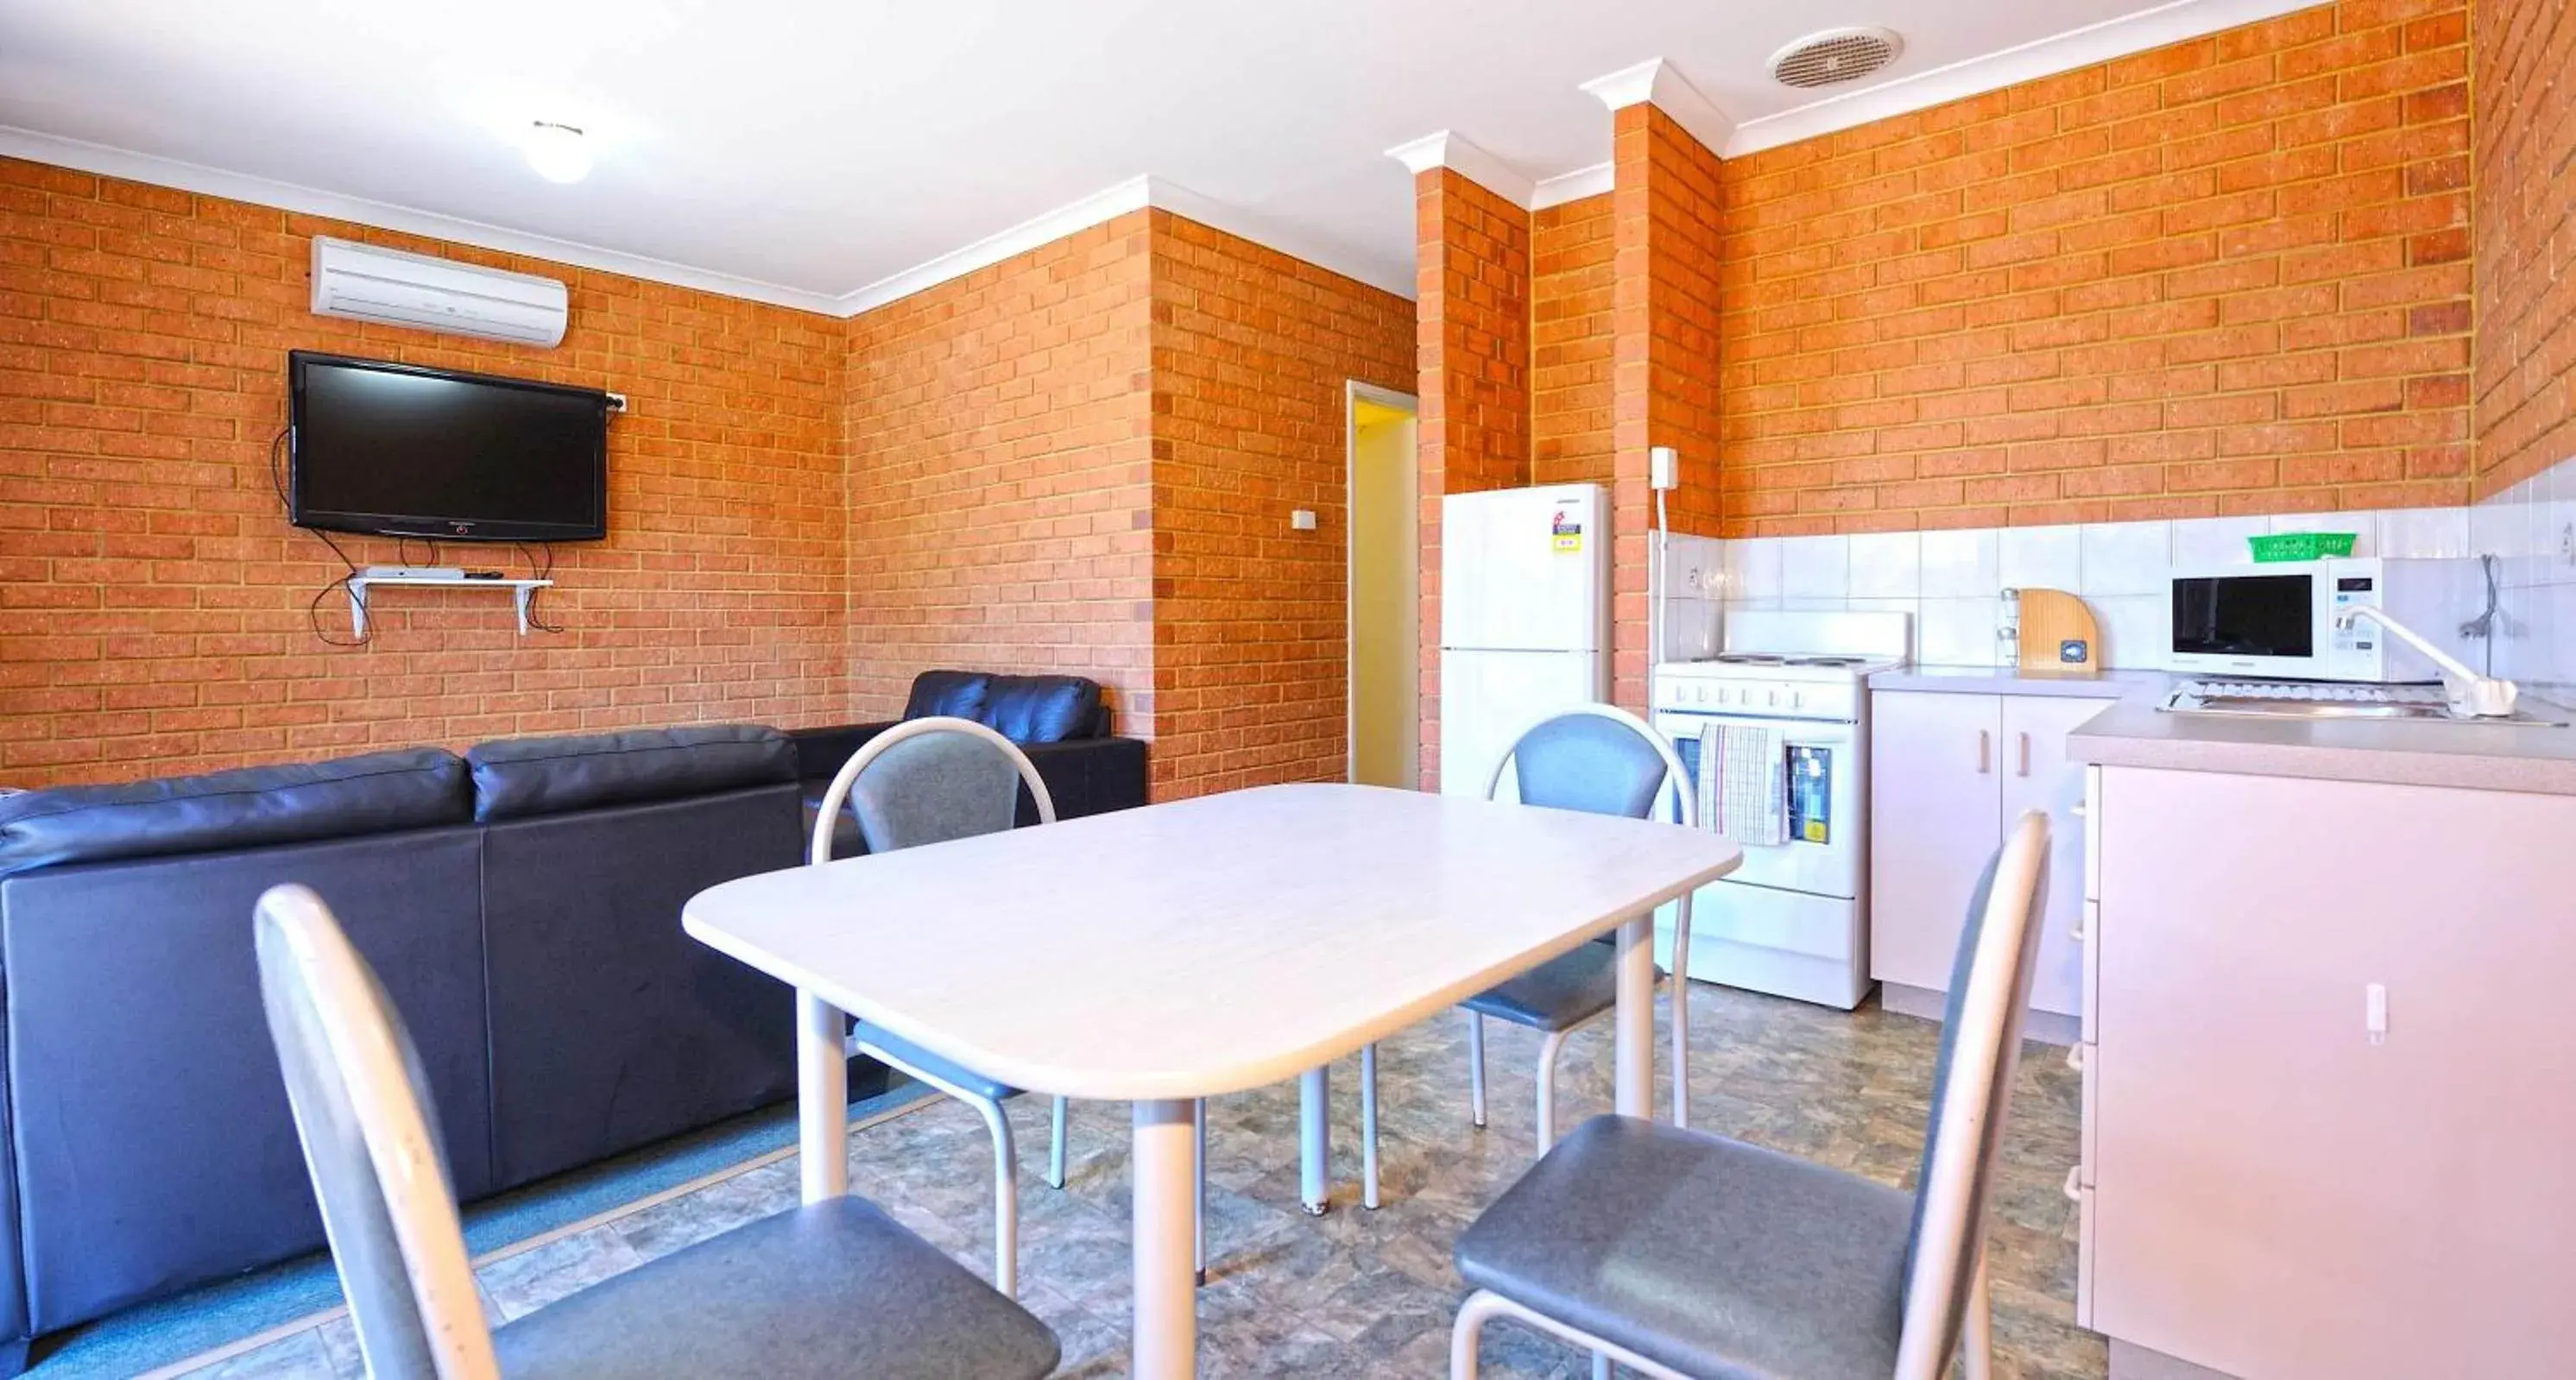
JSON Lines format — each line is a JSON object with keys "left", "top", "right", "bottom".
{"left": 288, "top": 351, "right": 609, "bottom": 542}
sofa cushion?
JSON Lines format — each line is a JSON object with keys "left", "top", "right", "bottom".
{"left": 467, "top": 726, "right": 796, "bottom": 822}
{"left": 902, "top": 671, "right": 989, "bottom": 722}
{"left": 0, "top": 749, "right": 469, "bottom": 880}
{"left": 978, "top": 675, "right": 1102, "bottom": 744}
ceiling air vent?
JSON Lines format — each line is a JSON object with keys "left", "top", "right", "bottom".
{"left": 1769, "top": 27, "right": 1904, "bottom": 89}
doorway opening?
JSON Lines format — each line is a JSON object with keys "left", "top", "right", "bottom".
{"left": 1347, "top": 382, "right": 1420, "bottom": 789}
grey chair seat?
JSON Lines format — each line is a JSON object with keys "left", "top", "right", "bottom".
{"left": 495, "top": 1197, "right": 1059, "bottom": 1380}
{"left": 1462, "top": 941, "right": 1617, "bottom": 1030}
{"left": 857, "top": 1021, "right": 1020, "bottom": 1102}
{"left": 1455, "top": 1115, "right": 1911, "bottom": 1380}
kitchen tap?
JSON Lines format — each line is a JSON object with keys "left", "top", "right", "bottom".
{"left": 2333, "top": 604, "right": 2519, "bottom": 718}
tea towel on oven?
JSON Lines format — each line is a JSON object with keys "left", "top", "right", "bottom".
{"left": 1694, "top": 723, "right": 1787, "bottom": 846}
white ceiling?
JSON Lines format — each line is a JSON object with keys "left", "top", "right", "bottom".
{"left": 0, "top": 0, "right": 2304, "bottom": 314}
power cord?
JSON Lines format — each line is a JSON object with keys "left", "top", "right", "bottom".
{"left": 2458, "top": 552, "right": 2518, "bottom": 675}
{"left": 271, "top": 426, "right": 369, "bottom": 647}
{"left": 517, "top": 539, "right": 566, "bottom": 633}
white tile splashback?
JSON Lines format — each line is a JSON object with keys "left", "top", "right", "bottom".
{"left": 2478, "top": 454, "right": 2576, "bottom": 691}
{"left": 1702, "top": 503, "right": 2565, "bottom": 674}
{"left": 1998, "top": 524, "right": 2082, "bottom": 591}
{"left": 1919, "top": 528, "right": 1998, "bottom": 596}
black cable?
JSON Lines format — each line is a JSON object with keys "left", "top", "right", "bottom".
{"left": 272, "top": 425, "right": 369, "bottom": 647}
{"left": 517, "top": 539, "right": 565, "bottom": 633}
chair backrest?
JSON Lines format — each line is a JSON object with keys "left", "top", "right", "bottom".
{"left": 807, "top": 715, "right": 1058, "bottom": 865}
{"left": 1483, "top": 703, "right": 1695, "bottom": 828}
{"left": 254, "top": 884, "right": 499, "bottom": 1380}
{"left": 1891, "top": 810, "right": 2051, "bottom": 1380}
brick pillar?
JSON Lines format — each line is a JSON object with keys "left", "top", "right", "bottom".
{"left": 1414, "top": 166, "right": 1532, "bottom": 791}
{"left": 1610, "top": 103, "right": 1726, "bottom": 714}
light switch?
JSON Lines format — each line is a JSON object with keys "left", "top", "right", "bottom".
{"left": 1291, "top": 509, "right": 1317, "bottom": 531}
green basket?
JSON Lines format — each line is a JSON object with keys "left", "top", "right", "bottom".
{"left": 2247, "top": 532, "right": 2357, "bottom": 563}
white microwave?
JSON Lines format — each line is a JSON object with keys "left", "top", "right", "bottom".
{"left": 2168, "top": 557, "right": 2485, "bottom": 682}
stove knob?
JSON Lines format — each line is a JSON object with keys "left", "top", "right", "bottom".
{"left": 1765, "top": 689, "right": 1779, "bottom": 707}
{"left": 1791, "top": 690, "right": 1805, "bottom": 709}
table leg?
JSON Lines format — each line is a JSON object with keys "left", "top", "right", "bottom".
{"left": 1612, "top": 914, "right": 1655, "bottom": 1118}
{"left": 1133, "top": 1099, "right": 1199, "bottom": 1379}
{"left": 1298, "top": 1066, "right": 1329, "bottom": 1214}
{"left": 798, "top": 990, "right": 847, "bottom": 1203}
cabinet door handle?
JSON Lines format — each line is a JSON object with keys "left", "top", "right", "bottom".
{"left": 2017, "top": 731, "right": 2031, "bottom": 777}
{"left": 2064, "top": 1164, "right": 2083, "bottom": 1203}
{"left": 1977, "top": 729, "right": 1991, "bottom": 774}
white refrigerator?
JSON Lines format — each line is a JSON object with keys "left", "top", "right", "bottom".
{"left": 1438, "top": 484, "right": 1611, "bottom": 796}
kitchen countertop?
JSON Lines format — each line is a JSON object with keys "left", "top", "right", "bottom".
{"left": 1867, "top": 665, "right": 2167, "bottom": 699}
{"left": 2067, "top": 696, "right": 2576, "bottom": 796}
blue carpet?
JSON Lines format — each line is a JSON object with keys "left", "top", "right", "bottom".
{"left": 29, "top": 1081, "right": 933, "bottom": 1378}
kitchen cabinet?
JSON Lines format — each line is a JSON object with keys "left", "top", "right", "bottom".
{"left": 1869, "top": 689, "right": 2099, "bottom": 1024}
{"left": 2080, "top": 766, "right": 2576, "bottom": 1377}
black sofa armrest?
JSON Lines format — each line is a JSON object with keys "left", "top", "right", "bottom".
{"left": 786, "top": 722, "right": 895, "bottom": 783}
{"left": 1018, "top": 736, "right": 1148, "bottom": 823}
{"left": 791, "top": 725, "right": 1146, "bottom": 854}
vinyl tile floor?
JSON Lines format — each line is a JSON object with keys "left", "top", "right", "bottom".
{"left": 171, "top": 984, "right": 2105, "bottom": 1378}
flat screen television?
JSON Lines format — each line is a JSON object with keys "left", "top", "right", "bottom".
{"left": 288, "top": 350, "right": 610, "bottom": 542}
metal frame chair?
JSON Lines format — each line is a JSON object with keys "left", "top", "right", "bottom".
{"left": 1447, "top": 810, "right": 2053, "bottom": 1380}
{"left": 810, "top": 715, "right": 1066, "bottom": 1298}
{"left": 1352, "top": 703, "right": 1697, "bottom": 1211}
{"left": 1473, "top": 703, "right": 1699, "bottom": 1149}
{"left": 254, "top": 883, "right": 1058, "bottom": 1380}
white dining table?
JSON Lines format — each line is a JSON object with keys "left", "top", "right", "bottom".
{"left": 682, "top": 782, "right": 1741, "bottom": 1378}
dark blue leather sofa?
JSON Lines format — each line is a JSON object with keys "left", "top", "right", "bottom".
{"left": 792, "top": 671, "right": 1152, "bottom": 858}
{"left": 0, "top": 727, "right": 831, "bottom": 1371}
{"left": 0, "top": 675, "right": 1147, "bottom": 1369}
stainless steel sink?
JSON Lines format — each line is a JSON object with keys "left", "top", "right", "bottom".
{"left": 2173, "top": 696, "right": 2567, "bottom": 727}
{"left": 2185, "top": 696, "right": 2456, "bottom": 721}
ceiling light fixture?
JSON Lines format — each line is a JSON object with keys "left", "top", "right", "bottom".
{"left": 523, "top": 121, "right": 592, "bottom": 184}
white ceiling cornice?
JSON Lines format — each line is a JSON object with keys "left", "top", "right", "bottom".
{"left": 1144, "top": 180, "right": 1415, "bottom": 300}
{"left": 832, "top": 174, "right": 1154, "bottom": 316}
{"left": 0, "top": 128, "right": 1414, "bottom": 317}
{"left": 1384, "top": 130, "right": 1536, "bottom": 210}
{"left": 1530, "top": 163, "right": 1613, "bottom": 211}
{"left": 0, "top": 124, "right": 846, "bottom": 313}
{"left": 835, "top": 174, "right": 1414, "bottom": 313}
{"left": 1, "top": 0, "right": 2322, "bottom": 322}
{"left": 1722, "top": 0, "right": 2319, "bottom": 157}
{"left": 1579, "top": 59, "right": 1737, "bottom": 161}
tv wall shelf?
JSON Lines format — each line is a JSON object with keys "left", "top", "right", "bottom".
{"left": 345, "top": 575, "right": 553, "bottom": 638}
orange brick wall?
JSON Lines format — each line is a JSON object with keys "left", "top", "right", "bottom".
{"left": 2473, "top": 0, "right": 2576, "bottom": 494}
{"left": 1147, "top": 212, "right": 1415, "bottom": 797}
{"left": 840, "top": 213, "right": 1158, "bottom": 737}
{"left": 1612, "top": 104, "right": 1729, "bottom": 709}
{"left": 1531, "top": 192, "right": 1615, "bottom": 485}
{"left": 0, "top": 157, "right": 848, "bottom": 787}
{"left": 1415, "top": 167, "right": 1533, "bottom": 790}
{"left": 1717, "top": 0, "right": 2476, "bottom": 535}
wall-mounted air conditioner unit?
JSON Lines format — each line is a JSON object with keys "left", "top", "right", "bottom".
{"left": 309, "top": 236, "right": 570, "bottom": 347}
